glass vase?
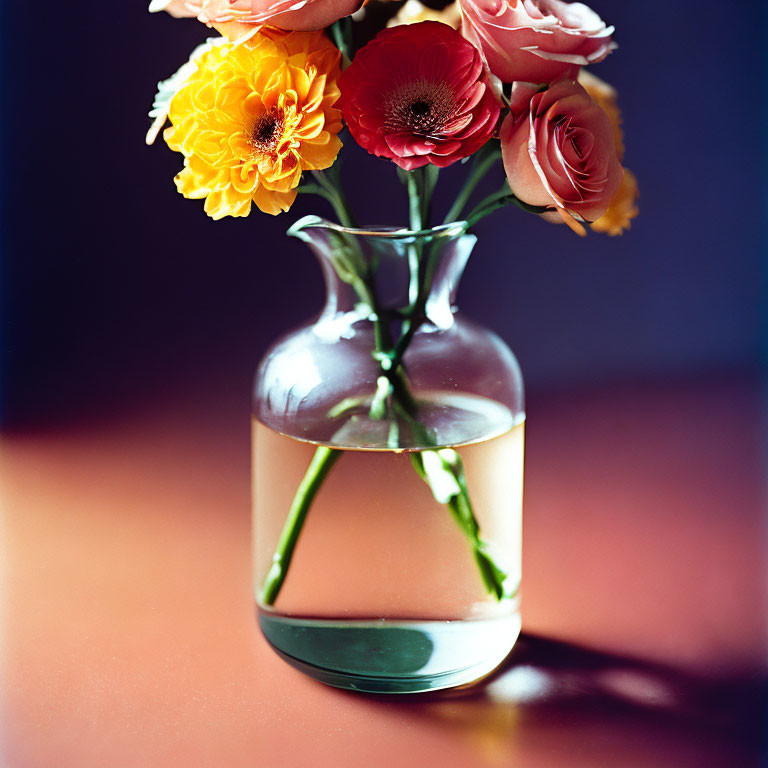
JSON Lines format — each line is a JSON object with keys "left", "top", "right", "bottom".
{"left": 252, "top": 216, "right": 524, "bottom": 693}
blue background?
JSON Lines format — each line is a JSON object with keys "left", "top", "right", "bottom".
{"left": 1, "top": 0, "right": 765, "bottom": 425}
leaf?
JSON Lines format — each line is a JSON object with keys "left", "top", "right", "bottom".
{"left": 412, "top": 448, "right": 511, "bottom": 600}
{"left": 420, "top": 450, "right": 462, "bottom": 504}
{"left": 474, "top": 547, "right": 508, "bottom": 599}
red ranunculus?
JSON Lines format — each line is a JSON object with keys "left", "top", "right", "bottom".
{"left": 338, "top": 21, "right": 501, "bottom": 170}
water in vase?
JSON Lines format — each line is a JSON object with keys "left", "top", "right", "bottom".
{"left": 252, "top": 392, "right": 524, "bottom": 693}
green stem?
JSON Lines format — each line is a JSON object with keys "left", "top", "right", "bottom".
{"left": 409, "top": 447, "right": 510, "bottom": 600}
{"left": 464, "top": 185, "right": 514, "bottom": 228}
{"left": 298, "top": 177, "right": 393, "bottom": 358}
{"left": 259, "top": 446, "right": 341, "bottom": 605}
{"left": 395, "top": 169, "right": 427, "bottom": 368}
{"left": 443, "top": 143, "right": 501, "bottom": 225}
{"left": 311, "top": 171, "right": 358, "bottom": 228}
{"left": 406, "top": 170, "right": 424, "bottom": 233}
{"left": 406, "top": 171, "right": 423, "bottom": 309}
{"left": 328, "top": 19, "right": 352, "bottom": 67}
{"left": 388, "top": 246, "right": 440, "bottom": 373}
{"left": 465, "top": 187, "right": 550, "bottom": 228}
{"left": 262, "top": 164, "right": 508, "bottom": 606}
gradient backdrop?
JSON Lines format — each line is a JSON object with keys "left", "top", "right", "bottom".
{"left": 1, "top": 0, "right": 765, "bottom": 425}
{"left": 2, "top": 3, "right": 767, "bottom": 766}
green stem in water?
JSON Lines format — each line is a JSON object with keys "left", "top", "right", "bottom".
{"left": 409, "top": 448, "right": 510, "bottom": 600}
{"left": 259, "top": 446, "right": 341, "bottom": 606}
{"left": 261, "top": 164, "right": 508, "bottom": 606}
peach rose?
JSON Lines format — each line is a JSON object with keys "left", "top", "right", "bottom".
{"left": 500, "top": 78, "right": 623, "bottom": 234}
{"left": 149, "top": 0, "right": 362, "bottom": 34}
{"left": 458, "top": 0, "right": 615, "bottom": 84}
{"left": 578, "top": 69, "right": 623, "bottom": 159}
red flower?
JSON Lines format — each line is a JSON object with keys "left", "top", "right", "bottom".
{"left": 338, "top": 21, "right": 500, "bottom": 170}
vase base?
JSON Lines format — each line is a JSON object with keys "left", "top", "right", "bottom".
{"left": 258, "top": 609, "right": 521, "bottom": 694}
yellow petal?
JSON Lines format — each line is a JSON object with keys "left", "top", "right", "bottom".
{"left": 162, "top": 28, "right": 342, "bottom": 219}
{"left": 252, "top": 185, "right": 297, "bottom": 216}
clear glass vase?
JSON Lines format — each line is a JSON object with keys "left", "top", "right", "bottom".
{"left": 252, "top": 216, "right": 525, "bottom": 693}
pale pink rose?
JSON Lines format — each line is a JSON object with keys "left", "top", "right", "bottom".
{"left": 500, "top": 78, "right": 623, "bottom": 233}
{"left": 459, "top": 0, "right": 615, "bottom": 84}
{"left": 149, "top": 0, "right": 362, "bottom": 33}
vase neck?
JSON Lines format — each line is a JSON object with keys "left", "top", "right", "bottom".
{"left": 289, "top": 217, "right": 476, "bottom": 329}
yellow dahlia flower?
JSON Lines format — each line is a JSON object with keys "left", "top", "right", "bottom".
{"left": 164, "top": 28, "right": 343, "bottom": 218}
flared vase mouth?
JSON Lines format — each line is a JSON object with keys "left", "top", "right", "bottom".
{"left": 287, "top": 215, "right": 471, "bottom": 243}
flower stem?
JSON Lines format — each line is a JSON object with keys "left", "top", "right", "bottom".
{"left": 465, "top": 186, "right": 550, "bottom": 227}
{"left": 259, "top": 446, "right": 341, "bottom": 606}
{"left": 443, "top": 143, "right": 501, "bottom": 225}
{"left": 311, "top": 171, "right": 358, "bottom": 228}
{"left": 329, "top": 18, "right": 353, "bottom": 67}
{"left": 409, "top": 449, "right": 510, "bottom": 600}
{"left": 261, "top": 165, "right": 508, "bottom": 607}
{"left": 406, "top": 170, "right": 424, "bottom": 232}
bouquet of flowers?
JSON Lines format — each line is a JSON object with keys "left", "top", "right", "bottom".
{"left": 147, "top": 0, "right": 638, "bottom": 691}
{"left": 147, "top": 0, "right": 637, "bottom": 236}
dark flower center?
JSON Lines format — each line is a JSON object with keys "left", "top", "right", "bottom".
{"left": 384, "top": 80, "right": 456, "bottom": 136}
{"left": 250, "top": 110, "right": 284, "bottom": 153}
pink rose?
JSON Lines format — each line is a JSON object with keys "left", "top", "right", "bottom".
{"left": 149, "top": 0, "right": 362, "bottom": 33}
{"left": 500, "top": 78, "right": 623, "bottom": 232}
{"left": 459, "top": 0, "right": 615, "bottom": 84}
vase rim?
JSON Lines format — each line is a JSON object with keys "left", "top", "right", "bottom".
{"left": 287, "top": 215, "right": 471, "bottom": 242}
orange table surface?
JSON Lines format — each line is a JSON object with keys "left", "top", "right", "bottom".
{"left": 2, "top": 374, "right": 766, "bottom": 767}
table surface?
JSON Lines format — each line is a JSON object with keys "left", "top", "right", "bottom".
{"left": 2, "top": 374, "right": 766, "bottom": 768}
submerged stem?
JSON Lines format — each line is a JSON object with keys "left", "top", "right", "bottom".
{"left": 259, "top": 446, "right": 341, "bottom": 606}
{"left": 260, "top": 166, "right": 509, "bottom": 607}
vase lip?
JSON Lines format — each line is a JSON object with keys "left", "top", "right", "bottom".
{"left": 287, "top": 215, "right": 471, "bottom": 242}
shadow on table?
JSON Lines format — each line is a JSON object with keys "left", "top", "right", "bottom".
{"left": 364, "top": 633, "right": 767, "bottom": 767}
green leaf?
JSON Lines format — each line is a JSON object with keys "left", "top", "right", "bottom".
{"left": 412, "top": 448, "right": 511, "bottom": 600}
{"left": 421, "top": 450, "right": 462, "bottom": 504}
{"left": 474, "top": 547, "right": 508, "bottom": 600}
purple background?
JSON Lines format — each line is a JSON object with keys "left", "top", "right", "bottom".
{"left": 1, "top": 1, "right": 765, "bottom": 425}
